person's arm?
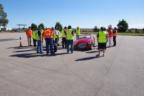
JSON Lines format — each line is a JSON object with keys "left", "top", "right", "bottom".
{"left": 106, "top": 34, "right": 108, "bottom": 42}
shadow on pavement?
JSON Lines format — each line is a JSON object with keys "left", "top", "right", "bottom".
{"left": 0, "top": 38, "right": 18, "bottom": 42}
{"left": 56, "top": 52, "right": 68, "bottom": 56}
{"left": 10, "top": 52, "right": 68, "bottom": 58}
{"left": 14, "top": 49, "right": 35, "bottom": 53}
{"left": 86, "top": 50, "right": 99, "bottom": 53}
{"left": 75, "top": 56, "right": 99, "bottom": 61}
{"left": 8, "top": 46, "right": 33, "bottom": 49}
{"left": 10, "top": 53, "right": 47, "bottom": 58}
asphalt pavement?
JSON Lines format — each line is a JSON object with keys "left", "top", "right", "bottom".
{"left": 0, "top": 32, "right": 144, "bottom": 96}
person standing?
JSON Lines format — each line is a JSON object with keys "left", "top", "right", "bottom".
{"left": 54, "top": 28, "right": 60, "bottom": 45}
{"left": 43, "top": 28, "right": 55, "bottom": 55}
{"left": 61, "top": 27, "right": 67, "bottom": 48}
{"left": 25, "top": 27, "right": 32, "bottom": 46}
{"left": 36, "top": 29, "right": 43, "bottom": 54}
{"left": 66, "top": 26, "right": 74, "bottom": 54}
{"left": 53, "top": 28, "right": 60, "bottom": 52}
{"left": 32, "top": 29, "right": 38, "bottom": 47}
{"left": 76, "top": 27, "right": 81, "bottom": 40}
{"left": 107, "top": 25, "right": 113, "bottom": 47}
{"left": 96, "top": 27, "right": 108, "bottom": 57}
{"left": 113, "top": 27, "right": 117, "bottom": 46}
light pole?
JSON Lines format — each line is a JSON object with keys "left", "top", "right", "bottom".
{"left": 17, "top": 24, "right": 27, "bottom": 32}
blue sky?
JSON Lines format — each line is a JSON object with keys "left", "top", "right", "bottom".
{"left": 0, "top": 0, "right": 144, "bottom": 28}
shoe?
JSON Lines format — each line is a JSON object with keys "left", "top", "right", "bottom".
{"left": 96, "top": 54, "right": 100, "bottom": 57}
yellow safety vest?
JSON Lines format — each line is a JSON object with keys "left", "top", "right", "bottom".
{"left": 32, "top": 31, "right": 39, "bottom": 40}
{"left": 98, "top": 31, "right": 107, "bottom": 43}
{"left": 66, "top": 29, "right": 74, "bottom": 40}
{"left": 76, "top": 28, "right": 80, "bottom": 35}
{"left": 61, "top": 29, "right": 66, "bottom": 38}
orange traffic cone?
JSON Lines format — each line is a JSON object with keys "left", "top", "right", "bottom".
{"left": 19, "top": 36, "right": 23, "bottom": 47}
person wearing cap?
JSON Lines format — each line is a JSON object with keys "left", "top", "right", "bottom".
{"left": 96, "top": 27, "right": 108, "bottom": 57}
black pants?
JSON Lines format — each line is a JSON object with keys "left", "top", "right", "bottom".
{"left": 33, "top": 39, "right": 37, "bottom": 47}
{"left": 113, "top": 36, "right": 116, "bottom": 46}
{"left": 62, "top": 37, "right": 67, "bottom": 48}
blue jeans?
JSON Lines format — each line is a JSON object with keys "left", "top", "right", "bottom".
{"left": 45, "top": 38, "right": 54, "bottom": 55}
{"left": 67, "top": 40, "right": 73, "bottom": 53}
{"left": 76, "top": 35, "right": 80, "bottom": 40}
{"left": 37, "top": 40, "right": 43, "bottom": 53}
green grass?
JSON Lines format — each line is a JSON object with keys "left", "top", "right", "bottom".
{"left": 118, "top": 32, "right": 144, "bottom": 36}
{"left": 81, "top": 32, "right": 144, "bottom": 36}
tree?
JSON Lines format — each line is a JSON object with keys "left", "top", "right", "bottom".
{"left": 31, "top": 23, "right": 37, "bottom": 31}
{"left": 0, "top": 4, "right": 8, "bottom": 30}
{"left": 55, "top": 22, "right": 63, "bottom": 31}
{"left": 117, "top": 19, "right": 128, "bottom": 32}
{"left": 38, "top": 23, "right": 45, "bottom": 30}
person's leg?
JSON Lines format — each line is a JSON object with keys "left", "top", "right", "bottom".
{"left": 45, "top": 38, "right": 49, "bottom": 54}
{"left": 64, "top": 38, "right": 67, "bottom": 48}
{"left": 36, "top": 40, "right": 39, "bottom": 53}
{"left": 102, "top": 49, "right": 104, "bottom": 57}
{"left": 27, "top": 37, "right": 30, "bottom": 46}
{"left": 109, "top": 37, "right": 112, "bottom": 47}
{"left": 67, "top": 40, "right": 70, "bottom": 53}
{"left": 62, "top": 38, "right": 64, "bottom": 48}
{"left": 50, "top": 38, "right": 55, "bottom": 55}
{"left": 115, "top": 36, "right": 117, "bottom": 46}
{"left": 33, "top": 39, "right": 36, "bottom": 47}
{"left": 113, "top": 36, "right": 116, "bottom": 46}
{"left": 39, "top": 40, "right": 41, "bottom": 53}
{"left": 48, "top": 38, "right": 51, "bottom": 54}
{"left": 102, "top": 43, "right": 106, "bottom": 56}
{"left": 70, "top": 40, "right": 74, "bottom": 53}
{"left": 111, "top": 37, "right": 113, "bottom": 46}
{"left": 76, "top": 35, "right": 80, "bottom": 40}
{"left": 39, "top": 40, "right": 43, "bottom": 54}
{"left": 29, "top": 37, "right": 31, "bottom": 46}
{"left": 96, "top": 43, "right": 100, "bottom": 57}
{"left": 54, "top": 39, "right": 57, "bottom": 52}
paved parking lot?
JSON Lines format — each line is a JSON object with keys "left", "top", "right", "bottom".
{"left": 0, "top": 32, "right": 144, "bottom": 96}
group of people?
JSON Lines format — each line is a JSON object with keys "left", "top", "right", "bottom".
{"left": 25, "top": 25, "right": 117, "bottom": 57}
{"left": 25, "top": 26, "right": 81, "bottom": 55}
{"left": 97, "top": 25, "right": 117, "bottom": 57}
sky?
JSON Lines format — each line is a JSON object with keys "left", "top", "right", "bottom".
{"left": 0, "top": 0, "right": 144, "bottom": 29}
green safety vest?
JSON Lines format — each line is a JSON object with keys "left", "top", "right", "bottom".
{"left": 32, "top": 31, "right": 39, "bottom": 40}
{"left": 66, "top": 29, "right": 74, "bottom": 40}
{"left": 98, "top": 31, "right": 107, "bottom": 43}
{"left": 61, "top": 29, "right": 66, "bottom": 38}
{"left": 76, "top": 28, "right": 80, "bottom": 35}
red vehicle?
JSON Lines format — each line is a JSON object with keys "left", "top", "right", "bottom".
{"left": 74, "top": 35, "right": 96, "bottom": 50}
